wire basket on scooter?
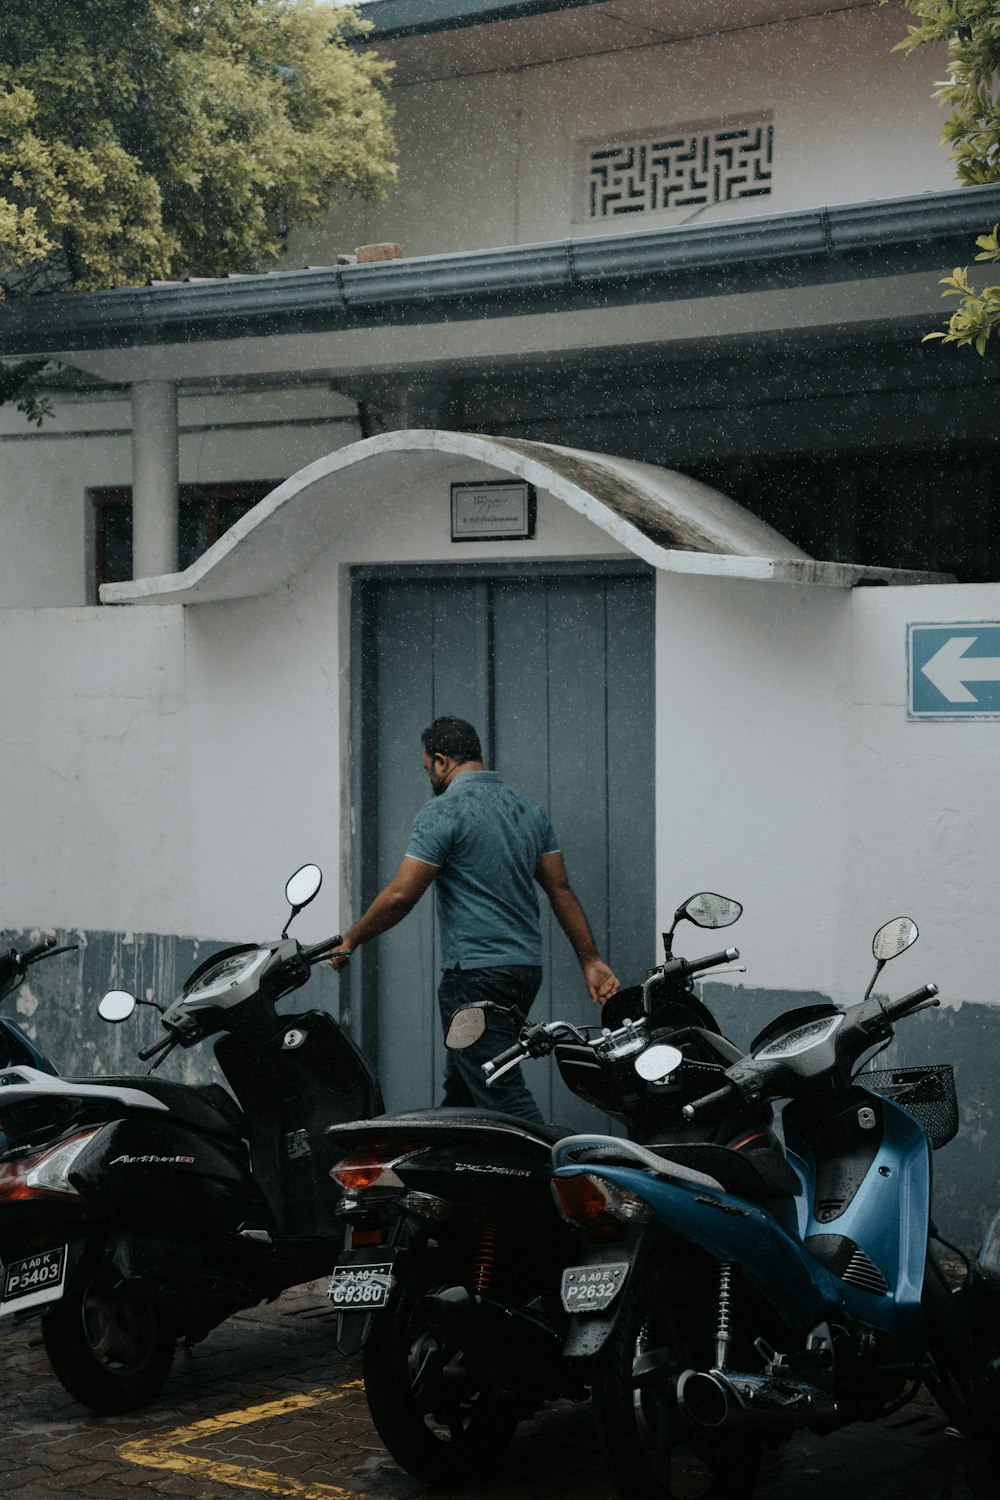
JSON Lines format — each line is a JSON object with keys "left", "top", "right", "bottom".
{"left": 860, "top": 1064, "right": 959, "bottom": 1150}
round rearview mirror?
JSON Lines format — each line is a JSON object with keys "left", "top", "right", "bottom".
{"left": 634, "top": 1043, "right": 684, "bottom": 1082}
{"left": 285, "top": 863, "right": 322, "bottom": 912}
{"left": 445, "top": 1007, "right": 488, "bottom": 1050}
{"left": 683, "top": 893, "right": 743, "bottom": 930}
{"left": 98, "top": 990, "right": 137, "bottom": 1023}
{"left": 872, "top": 917, "right": 918, "bottom": 963}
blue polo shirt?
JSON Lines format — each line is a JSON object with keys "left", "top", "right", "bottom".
{"left": 406, "top": 771, "right": 560, "bottom": 970}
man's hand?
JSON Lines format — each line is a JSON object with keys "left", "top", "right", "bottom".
{"left": 328, "top": 946, "right": 353, "bottom": 972}
{"left": 583, "top": 957, "right": 620, "bottom": 1005}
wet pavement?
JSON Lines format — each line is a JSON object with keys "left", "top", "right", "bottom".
{"left": 0, "top": 1281, "right": 993, "bottom": 1500}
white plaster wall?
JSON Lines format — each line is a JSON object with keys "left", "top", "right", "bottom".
{"left": 845, "top": 582, "right": 1000, "bottom": 1008}
{"left": 295, "top": 4, "right": 952, "bottom": 260}
{"left": 654, "top": 571, "right": 851, "bottom": 996}
{"left": 0, "top": 388, "right": 361, "bottom": 607}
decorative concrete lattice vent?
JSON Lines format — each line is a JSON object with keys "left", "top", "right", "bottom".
{"left": 581, "top": 112, "right": 773, "bottom": 220}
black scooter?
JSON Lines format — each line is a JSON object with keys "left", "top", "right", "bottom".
{"left": 0, "top": 865, "right": 378, "bottom": 1413}
{"left": 324, "top": 893, "right": 772, "bottom": 1486}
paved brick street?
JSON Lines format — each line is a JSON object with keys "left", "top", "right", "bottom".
{"left": 0, "top": 1282, "right": 993, "bottom": 1500}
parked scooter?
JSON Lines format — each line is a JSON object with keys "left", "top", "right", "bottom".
{"left": 0, "top": 934, "right": 76, "bottom": 1074}
{"left": 0, "top": 866, "right": 378, "bottom": 1414}
{"left": 521, "top": 916, "right": 1000, "bottom": 1500}
{"left": 325, "top": 893, "right": 769, "bottom": 1485}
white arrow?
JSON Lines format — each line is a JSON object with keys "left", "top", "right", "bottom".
{"left": 920, "top": 636, "right": 1000, "bottom": 703}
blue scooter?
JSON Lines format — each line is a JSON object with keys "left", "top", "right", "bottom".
{"left": 490, "top": 916, "right": 1000, "bottom": 1499}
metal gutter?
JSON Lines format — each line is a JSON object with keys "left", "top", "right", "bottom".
{"left": 352, "top": 0, "right": 603, "bottom": 42}
{"left": 3, "top": 186, "right": 999, "bottom": 359}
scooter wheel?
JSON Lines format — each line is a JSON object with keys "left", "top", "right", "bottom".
{"left": 41, "top": 1250, "right": 174, "bottom": 1414}
{"left": 362, "top": 1254, "right": 519, "bottom": 1484}
{"left": 592, "top": 1259, "right": 761, "bottom": 1500}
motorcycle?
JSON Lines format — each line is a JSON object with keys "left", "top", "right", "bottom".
{"left": 324, "top": 892, "right": 772, "bottom": 1485}
{"left": 531, "top": 915, "right": 1000, "bottom": 1499}
{"left": 0, "top": 865, "right": 379, "bottom": 1414}
{"left": 0, "top": 934, "right": 76, "bottom": 1074}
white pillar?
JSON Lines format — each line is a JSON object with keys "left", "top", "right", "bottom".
{"left": 131, "top": 381, "right": 178, "bottom": 578}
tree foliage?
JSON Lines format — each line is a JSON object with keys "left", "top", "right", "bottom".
{"left": 889, "top": 0, "right": 1000, "bottom": 351}
{"left": 0, "top": 0, "right": 395, "bottom": 298}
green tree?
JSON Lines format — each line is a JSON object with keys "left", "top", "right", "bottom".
{"left": 0, "top": 0, "right": 395, "bottom": 415}
{"left": 889, "top": 0, "right": 1000, "bottom": 352}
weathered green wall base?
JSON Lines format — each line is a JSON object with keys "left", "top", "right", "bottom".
{"left": 0, "top": 928, "right": 342, "bottom": 1089}
{"left": 703, "top": 983, "right": 1000, "bottom": 1257}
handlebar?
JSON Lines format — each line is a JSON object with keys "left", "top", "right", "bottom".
{"left": 685, "top": 946, "right": 740, "bottom": 975}
{"left": 482, "top": 1040, "right": 528, "bottom": 1079}
{"left": 881, "top": 983, "right": 939, "bottom": 1022}
{"left": 302, "top": 935, "right": 345, "bottom": 963}
{"left": 681, "top": 1083, "right": 736, "bottom": 1122}
{"left": 137, "top": 1034, "right": 177, "bottom": 1063}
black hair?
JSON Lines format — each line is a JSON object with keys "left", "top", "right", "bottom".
{"left": 421, "top": 716, "right": 482, "bottom": 763}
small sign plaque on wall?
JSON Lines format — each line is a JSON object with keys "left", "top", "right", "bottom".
{"left": 451, "top": 481, "right": 536, "bottom": 542}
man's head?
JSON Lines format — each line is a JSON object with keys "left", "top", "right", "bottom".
{"left": 421, "top": 716, "right": 483, "bottom": 795}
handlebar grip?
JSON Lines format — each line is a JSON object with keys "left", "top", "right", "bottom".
{"left": 302, "top": 935, "right": 345, "bottom": 962}
{"left": 19, "top": 936, "right": 58, "bottom": 965}
{"left": 883, "top": 983, "right": 939, "bottom": 1022}
{"left": 137, "top": 1034, "right": 175, "bottom": 1063}
{"left": 682, "top": 1083, "right": 736, "bottom": 1122}
{"left": 685, "top": 946, "right": 740, "bottom": 976}
{"left": 482, "top": 1041, "right": 526, "bottom": 1078}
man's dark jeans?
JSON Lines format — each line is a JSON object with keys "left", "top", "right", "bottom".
{"left": 437, "top": 964, "right": 544, "bottom": 1124}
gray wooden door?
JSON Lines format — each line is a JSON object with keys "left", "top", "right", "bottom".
{"left": 351, "top": 566, "right": 654, "bottom": 1126}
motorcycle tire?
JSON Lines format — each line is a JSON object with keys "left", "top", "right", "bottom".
{"left": 591, "top": 1259, "right": 761, "bottom": 1500}
{"left": 362, "top": 1255, "right": 519, "bottom": 1485}
{"left": 41, "top": 1248, "right": 175, "bottom": 1414}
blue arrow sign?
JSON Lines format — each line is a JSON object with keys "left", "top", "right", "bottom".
{"left": 909, "top": 623, "right": 1000, "bottom": 718}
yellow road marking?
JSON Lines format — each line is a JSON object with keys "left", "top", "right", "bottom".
{"left": 118, "top": 1381, "right": 366, "bottom": 1499}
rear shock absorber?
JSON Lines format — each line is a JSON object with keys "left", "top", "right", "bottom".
{"left": 715, "top": 1261, "right": 736, "bottom": 1370}
{"left": 472, "top": 1220, "right": 499, "bottom": 1294}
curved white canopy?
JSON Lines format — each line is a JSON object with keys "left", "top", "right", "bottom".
{"left": 101, "top": 429, "right": 935, "bottom": 605}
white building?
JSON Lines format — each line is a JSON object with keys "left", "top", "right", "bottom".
{"left": 1, "top": 0, "right": 997, "bottom": 1245}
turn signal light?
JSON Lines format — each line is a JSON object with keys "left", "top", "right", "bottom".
{"left": 0, "top": 1130, "right": 98, "bottom": 1202}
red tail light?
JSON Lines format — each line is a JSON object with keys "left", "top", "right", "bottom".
{"left": 551, "top": 1172, "right": 654, "bottom": 1226}
{"left": 330, "top": 1152, "right": 412, "bottom": 1192}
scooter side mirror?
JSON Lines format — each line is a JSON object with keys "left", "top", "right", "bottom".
{"left": 98, "top": 990, "right": 137, "bottom": 1023}
{"left": 445, "top": 1007, "right": 488, "bottom": 1050}
{"left": 683, "top": 893, "right": 743, "bottom": 930}
{"left": 872, "top": 917, "right": 918, "bottom": 962}
{"left": 663, "top": 892, "right": 743, "bottom": 958}
{"left": 282, "top": 864, "right": 323, "bottom": 938}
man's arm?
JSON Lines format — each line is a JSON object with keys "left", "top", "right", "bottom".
{"left": 329, "top": 856, "right": 438, "bottom": 968}
{"left": 535, "top": 851, "right": 620, "bottom": 1004}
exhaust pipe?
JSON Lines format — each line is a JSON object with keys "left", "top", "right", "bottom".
{"left": 677, "top": 1368, "right": 838, "bottom": 1431}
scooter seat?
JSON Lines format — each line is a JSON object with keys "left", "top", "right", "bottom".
{"left": 640, "top": 1141, "right": 801, "bottom": 1203}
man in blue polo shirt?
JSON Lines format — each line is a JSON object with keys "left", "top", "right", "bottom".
{"left": 332, "top": 716, "right": 619, "bottom": 1122}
